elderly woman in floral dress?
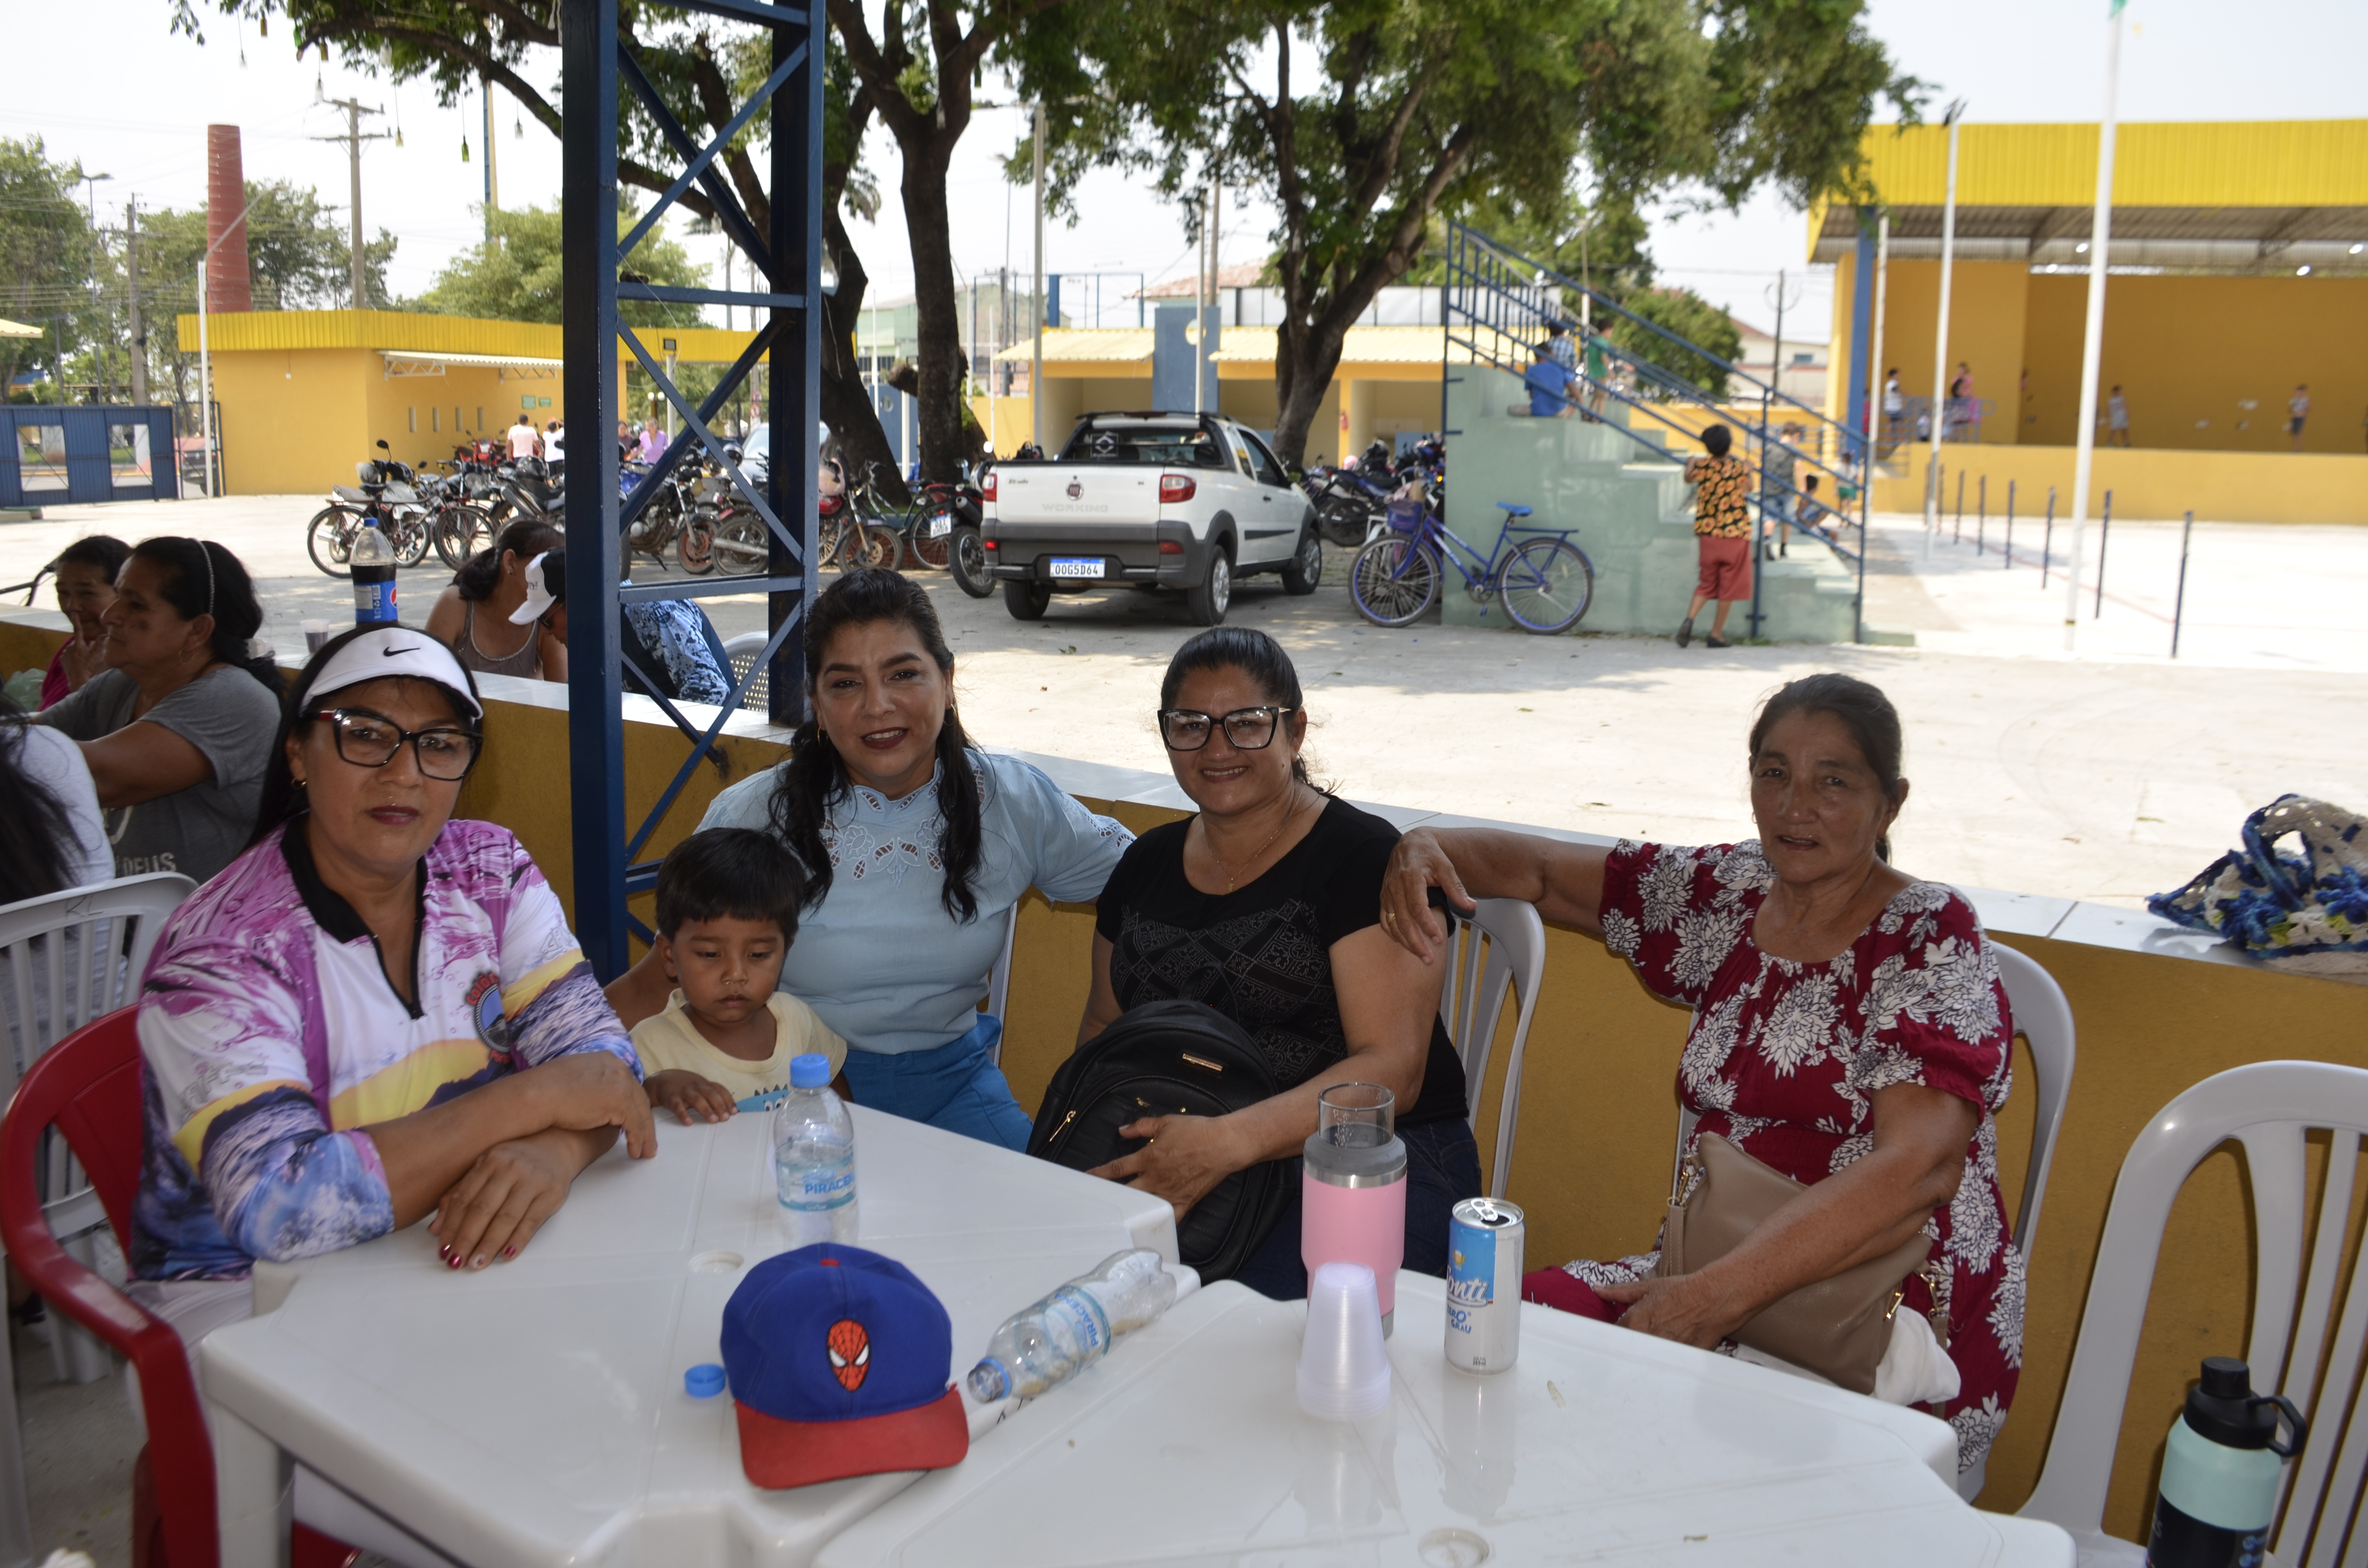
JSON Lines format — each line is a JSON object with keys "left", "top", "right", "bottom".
{"left": 1380, "top": 673, "right": 2019, "bottom": 1478}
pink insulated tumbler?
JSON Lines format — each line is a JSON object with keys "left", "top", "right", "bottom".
{"left": 1302, "top": 1083, "right": 1407, "bottom": 1335}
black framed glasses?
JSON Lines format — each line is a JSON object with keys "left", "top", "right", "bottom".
{"left": 1157, "top": 706, "right": 1297, "bottom": 752}
{"left": 310, "top": 708, "right": 484, "bottom": 781}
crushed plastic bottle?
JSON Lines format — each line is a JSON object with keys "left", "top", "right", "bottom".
{"left": 965, "top": 1249, "right": 1177, "bottom": 1403}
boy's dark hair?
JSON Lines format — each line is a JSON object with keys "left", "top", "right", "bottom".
{"left": 1701, "top": 423, "right": 1733, "bottom": 458}
{"left": 654, "top": 827, "right": 807, "bottom": 941}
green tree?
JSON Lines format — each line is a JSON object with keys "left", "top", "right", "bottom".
{"left": 1022, "top": 0, "right": 1915, "bottom": 467}
{"left": 0, "top": 137, "right": 100, "bottom": 400}
{"left": 118, "top": 180, "right": 397, "bottom": 413}
{"left": 167, "top": 0, "right": 912, "bottom": 499}
{"left": 410, "top": 204, "right": 704, "bottom": 328}
{"left": 1612, "top": 286, "right": 1744, "bottom": 403}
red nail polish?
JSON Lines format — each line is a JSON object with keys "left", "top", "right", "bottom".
{"left": 447, "top": 1251, "right": 464, "bottom": 1269}
{"left": 502, "top": 1246, "right": 517, "bottom": 1260}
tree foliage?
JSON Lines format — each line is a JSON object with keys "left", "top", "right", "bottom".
{"left": 165, "top": 0, "right": 913, "bottom": 496}
{"left": 1612, "top": 286, "right": 1744, "bottom": 403}
{"left": 0, "top": 136, "right": 99, "bottom": 398}
{"left": 409, "top": 204, "right": 703, "bottom": 327}
{"left": 1018, "top": 0, "right": 1917, "bottom": 466}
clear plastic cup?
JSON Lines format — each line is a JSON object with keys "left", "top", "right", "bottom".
{"left": 1316, "top": 1082, "right": 1395, "bottom": 1150}
{"left": 1297, "top": 1260, "right": 1392, "bottom": 1422}
{"left": 302, "top": 619, "right": 331, "bottom": 654}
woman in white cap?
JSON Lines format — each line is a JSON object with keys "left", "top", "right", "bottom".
{"left": 131, "top": 625, "right": 653, "bottom": 1357}
{"left": 424, "top": 521, "right": 567, "bottom": 683}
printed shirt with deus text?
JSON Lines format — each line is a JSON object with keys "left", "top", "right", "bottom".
{"left": 134, "top": 818, "right": 640, "bottom": 1280}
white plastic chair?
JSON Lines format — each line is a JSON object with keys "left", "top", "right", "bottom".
{"left": 983, "top": 901, "right": 1019, "bottom": 1068}
{"left": 721, "top": 629, "right": 771, "bottom": 714}
{"left": 1992, "top": 943, "right": 2076, "bottom": 1263}
{"left": 1437, "top": 898, "right": 1546, "bottom": 1200}
{"left": 2020, "top": 1061, "right": 2368, "bottom": 1566}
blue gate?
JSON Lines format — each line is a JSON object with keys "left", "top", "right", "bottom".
{"left": 0, "top": 406, "right": 178, "bottom": 507}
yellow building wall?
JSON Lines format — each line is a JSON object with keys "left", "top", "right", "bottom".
{"left": 1868, "top": 259, "right": 2032, "bottom": 445}
{"left": 2019, "top": 274, "right": 2368, "bottom": 453}
{"left": 1872, "top": 444, "right": 2368, "bottom": 525}
{"left": 7, "top": 602, "right": 2368, "bottom": 1543}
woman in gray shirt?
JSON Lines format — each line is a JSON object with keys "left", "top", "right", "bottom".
{"left": 39, "top": 538, "right": 283, "bottom": 886}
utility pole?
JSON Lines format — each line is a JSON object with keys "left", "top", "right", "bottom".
{"left": 1924, "top": 98, "right": 1966, "bottom": 554}
{"left": 314, "top": 96, "right": 389, "bottom": 309}
{"left": 126, "top": 197, "right": 148, "bottom": 405}
{"left": 79, "top": 172, "right": 112, "bottom": 399}
{"left": 2064, "top": 0, "right": 2126, "bottom": 651}
{"left": 483, "top": 74, "right": 501, "bottom": 226}
{"left": 1030, "top": 101, "right": 1046, "bottom": 452}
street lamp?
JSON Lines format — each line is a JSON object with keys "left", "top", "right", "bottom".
{"left": 78, "top": 172, "right": 112, "bottom": 399}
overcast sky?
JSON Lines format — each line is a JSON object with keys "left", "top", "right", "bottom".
{"left": 8, "top": 0, "right": 2363, "bottom": 344}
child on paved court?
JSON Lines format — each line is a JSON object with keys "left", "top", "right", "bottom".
{"left": 632, "top": 827, "right": 847, "bottom": 1124}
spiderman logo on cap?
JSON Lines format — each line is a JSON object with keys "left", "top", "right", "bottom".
{"left": 826, "top": 1319, "right": 871, "bottom": 1391}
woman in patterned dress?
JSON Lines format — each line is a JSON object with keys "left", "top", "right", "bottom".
{"left": 1378, "top": 674, "right": 2019, "bottom": 1475}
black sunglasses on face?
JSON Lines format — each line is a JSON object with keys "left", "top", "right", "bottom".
{"left": 1158, "top": 706, "right": 1297, "bottom": 752}
{"left": 308, "top": 707, "right": 484, "bottom": 781}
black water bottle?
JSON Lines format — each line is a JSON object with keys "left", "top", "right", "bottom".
{"left": 2146, "top": 1357, "right": 2306, "bottom": 1568}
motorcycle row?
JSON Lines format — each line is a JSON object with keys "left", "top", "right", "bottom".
{"left": 1298, "top": 436, "right": 1447, "bottom": 550}
{"left": 306, "top": 437, "right": 992, "bottom": 597}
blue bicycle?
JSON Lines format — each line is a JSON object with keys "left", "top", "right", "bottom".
{"left": 1349, "top": 502, "right": 1595, "bottom": 634}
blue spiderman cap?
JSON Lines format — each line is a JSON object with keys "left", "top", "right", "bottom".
{"left": 719, "top": 1243, "right": 968, "bottom": 1488}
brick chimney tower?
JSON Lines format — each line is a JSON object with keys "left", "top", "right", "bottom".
{"left": 205, "top": 124, "right": 254, "bottom": 313}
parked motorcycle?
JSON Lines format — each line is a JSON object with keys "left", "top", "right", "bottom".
{"left": 308, "top": 440, "right": 432, "bottom": 578}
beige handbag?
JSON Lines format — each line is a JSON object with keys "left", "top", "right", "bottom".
{"left": 1652, "top": 1133, "right": 1941, "bottom": 1396}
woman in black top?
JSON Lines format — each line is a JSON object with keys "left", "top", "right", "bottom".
{"left": 1077, "top": 628, "right": 1482, "bottom": 1298}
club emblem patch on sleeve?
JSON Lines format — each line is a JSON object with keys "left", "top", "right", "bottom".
{"left": 826, "top": 1318, "right": 871, "bottom": 1391}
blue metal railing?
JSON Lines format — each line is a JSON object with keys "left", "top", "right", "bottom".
{"left": 1442, "top": 222, "right": 1867, "bottom": 565}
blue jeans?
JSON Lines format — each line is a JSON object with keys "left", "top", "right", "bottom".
{"left": 839, "top": 1015, "right": 1033, "bottom": 1151}
{"left": 1231, "top": 1117, "right": 1485, "bottom": 1300}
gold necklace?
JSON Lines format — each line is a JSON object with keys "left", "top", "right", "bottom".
{"left": 1206, "top": 788, "right": 1301, "bottom": 894}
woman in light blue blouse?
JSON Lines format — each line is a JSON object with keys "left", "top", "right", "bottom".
{"left": 605, "top": 569, "right": 1129, "bottom": 1148}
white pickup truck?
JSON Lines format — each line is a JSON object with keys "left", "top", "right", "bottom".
{"left": 980, "top": 412, "right": 1322, "bottom": 624}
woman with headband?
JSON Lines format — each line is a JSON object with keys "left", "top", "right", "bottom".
{"left": 38, "top": 537, "right": 284, "bottom": 886}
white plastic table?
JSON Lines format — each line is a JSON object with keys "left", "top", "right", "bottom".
{"left": 817, "top": 1272, "right": 2075, "bottom": 1568}
{"left": 199, "top": 1105, "right": 1180, "bottom": 1568}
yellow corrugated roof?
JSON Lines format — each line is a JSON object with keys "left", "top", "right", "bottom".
{"left": 993, "top": 329, "right": 1153, "bottom": 364}
{"left": 1852, "top": 119, "right": 2368, "bottom": 209}
{"left": 1210, "top": 324, "right": 1515, "bottom": 367}
{"left": 175, "top": 309, "right": 768, "bottom": 362}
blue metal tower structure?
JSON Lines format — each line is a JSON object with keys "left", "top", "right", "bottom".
{"left": 561, "top": 0, "right": 822, "bottom": 979}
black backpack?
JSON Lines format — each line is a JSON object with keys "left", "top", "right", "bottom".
{"left": 1027, "top": 1000, "right": 1287, "bottom": 1284}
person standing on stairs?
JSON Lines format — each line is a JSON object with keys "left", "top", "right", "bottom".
{"left": 1677, "top": 424, "right": 1752, "bottom": 651}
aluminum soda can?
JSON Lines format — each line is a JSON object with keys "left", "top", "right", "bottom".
{"left": 1444, "top": 1197, "right": 1524, "bottom": 1374}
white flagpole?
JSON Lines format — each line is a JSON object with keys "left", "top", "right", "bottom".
{"left": 1924, "top": 99, "right": 1965, "bottom": 555}
{"left": 2064, "top": 0, "right": 2125, "bottom": 649}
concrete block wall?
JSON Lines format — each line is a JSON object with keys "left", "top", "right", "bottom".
{"left": 1437, "top": 370, "right": 1901, "bottom": 645}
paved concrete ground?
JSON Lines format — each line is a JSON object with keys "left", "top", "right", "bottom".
{"left": 4, "top": 495, "right": 2364, "bottom": 911}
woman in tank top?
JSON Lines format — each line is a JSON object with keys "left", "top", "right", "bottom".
{"left": 424, "top": 520, "right": 567, "bottom": 683}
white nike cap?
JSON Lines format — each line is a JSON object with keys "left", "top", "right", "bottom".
{"left": 307, "top": 626, "right": 484, "bottom": 721}
{"left": 509, "top": 549, "right": 566, "bottom": 626}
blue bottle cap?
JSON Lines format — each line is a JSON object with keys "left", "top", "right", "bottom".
{"left": 685, "top": 1363, "right": 727, "bottom": 1398}
{"left": 789, "top": 1053, "right": 831, "bottom": 1089}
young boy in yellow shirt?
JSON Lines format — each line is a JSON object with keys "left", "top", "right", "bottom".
{"left": 632, "top": 828, "right": 847, "bottom": 1123}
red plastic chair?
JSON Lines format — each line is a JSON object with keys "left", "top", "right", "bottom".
{"left": 0, "top": 1006, "right": 358, "bottom": 1568}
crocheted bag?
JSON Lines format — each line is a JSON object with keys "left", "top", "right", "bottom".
{"left": 2148, "top": 795, "right": 2368, "bottom": 975}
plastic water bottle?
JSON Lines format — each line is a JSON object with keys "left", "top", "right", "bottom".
{"left": 965, "top": 1249, "right": 1177, "bottom": 1403}
{"left": 771, "top": 1054, "right": 856, "bottom": 1246}
{"left": 350, "top": 518, "right": 397, "bottom": 624}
